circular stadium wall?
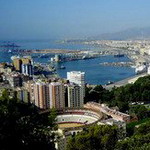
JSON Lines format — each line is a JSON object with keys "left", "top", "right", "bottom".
{"left": 56, "top": 109, "right": 102, "bottom": 129}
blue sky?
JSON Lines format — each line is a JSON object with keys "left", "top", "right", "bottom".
{"left": 0, "top": 0, "right": 150, "bottom": 40}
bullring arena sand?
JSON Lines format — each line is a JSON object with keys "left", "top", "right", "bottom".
{"left": 58, "top": 123, "right": 85, "bottom": 128}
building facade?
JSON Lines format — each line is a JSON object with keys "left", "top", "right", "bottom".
{"left": 22, "top": 64, "right": 33, "bottom": 76}
{"left": 34, "top": 82, "right": 49, "bottom": 109}
{"left": 49, "top": 82, "right": 65, "bottom": 109}
{"left": 67, "top": 71, "right": 85, "bottom": 107}
{"left": 12, "top": 56, "right": 33, "bottom": 74}
{"left": 67, "top": 83, "right": 83, "bottom": 108}
{"left": 67, "top": 71, "right": 85, "bottom": 85}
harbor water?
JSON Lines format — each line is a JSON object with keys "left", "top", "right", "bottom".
{"left": 0, "top": 40, "right": 135, "bottom": 85}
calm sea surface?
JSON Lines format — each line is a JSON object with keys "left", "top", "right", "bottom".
{"left": 0, "top": 40, "right": 135, "bottom": 85}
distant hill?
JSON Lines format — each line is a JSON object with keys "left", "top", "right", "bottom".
{"left": 88, "top": 27, "right": 150, "bottom": 40}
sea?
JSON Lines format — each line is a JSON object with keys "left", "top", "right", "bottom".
{"left": 0, "top": 39, "right": 135, "bottom": 85}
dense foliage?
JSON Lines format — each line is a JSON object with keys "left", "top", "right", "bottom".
{"left": 67, "top": 121, "right": 150, "bottom": 150}
{"left": 85, "top": 75, "right": 150, "bottom": 113}
{"left": 66, "top": 125, "right": 118, "bottom": 150}
{"left": 115, "top": 120, "right": 150, "bottom": 150}
{"left": 0, "top": 89, "right": 55, "bottom": 150}
{"left": 81, "top": 75, "right": 150, "bottom": 150}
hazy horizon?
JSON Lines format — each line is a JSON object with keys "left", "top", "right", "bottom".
{"left": 0, "top": 0, "right": 150, "bottom": 40}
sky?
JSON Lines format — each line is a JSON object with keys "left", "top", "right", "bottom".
{"left": 0, "top": 0, "right": 150, "bottom": 40}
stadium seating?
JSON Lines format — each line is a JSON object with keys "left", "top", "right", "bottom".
{"left": 56, "top": 110, "right": 100, "bottom": 125}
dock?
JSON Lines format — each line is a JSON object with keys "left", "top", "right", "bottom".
{"left": 31, "top": 49, "right": 81, "bottom": 54}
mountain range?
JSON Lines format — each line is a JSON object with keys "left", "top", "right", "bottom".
{"left": 88, "top": 27, "right": 150, "bottom": 40}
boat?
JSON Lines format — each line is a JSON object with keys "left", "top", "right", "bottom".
{"left": 39, "top": 54, "right": 49, "bottom": 58}
{"left": 8, "top": 49, "right": 12, "bottom": 53}
{"left": 106, "top": 81, "right": 114, "bottom": 85}
{"left": 135, "top": 65, "right": 147, "bottom": 74}
{"left": 59, "top": 65, "right": 66, "bottom": 69}
{"left": 114, "top": 54, "right": 124, "bottom": 57}
{"left": 82, "top": 55, "right": 89, "bottom": 59}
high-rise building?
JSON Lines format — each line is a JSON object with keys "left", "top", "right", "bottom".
{"left": 67, "top": 71, "right": 85, "bottom": 85}
{"left": 22, "top": 64, "right": 33, "bottom": 76}
{"left": 67, "top": 83, "right": 83, "bottom": 108}
{"left": 16, "top": 88, "right": 30, "bottom": 103}
{"left": 49, "top": 82, "right": 65, "bottom": 109}
{"left": 12, "top": 58, "right": 22, "bottom": 72}
{"left": 34, "top": 82, "right": 49, "bottom": 109}
{"left": 12, "top": 56, "right": 32, "bottom": 73}
{"left": 21, "top": 57, "right": 31, "bottom": 64}
{"left": 24, "top": 80, "right": 35, "bottom": 104}
{"left": 67, "top": 71, "right": 85, "bottom": 106}
{"left": 33, "top": 81, "right": 65, "bottom": 110}
{"left": 6, "top": 72, "right": 22, "bottom": 87}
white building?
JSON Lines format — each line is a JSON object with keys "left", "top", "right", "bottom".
{"left": 67, "top": 71, "right": 85, "bottom": 85}
{"left": 67, "top": 71, "right": 85, "bottom": 107}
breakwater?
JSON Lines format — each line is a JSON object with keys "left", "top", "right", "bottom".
{"left": 99, "top": 62, "right": 134, "bottom": 67}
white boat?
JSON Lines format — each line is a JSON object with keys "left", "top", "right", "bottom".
{"left": 135, "top": 65, "right": 147, "bottom": 74}
{"left": 131, "top": 65, "right": 136, "bottom": 68}
{"left": 59, "top": 65, "right": 66, "bottom": 69}
{"left": 8, "top": 49, "right": 12, "bottom": 53}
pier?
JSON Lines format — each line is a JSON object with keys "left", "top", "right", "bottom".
{"left": 31, "top": 49, "right": 81, "bottom": 54}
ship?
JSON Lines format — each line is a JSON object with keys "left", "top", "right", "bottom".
{"left": 8, "top": 49, "right": 12, "bottom": 53}
{"left": 39, "top": 54, "right": 49, "bottom": 58}
{"left": 135, "top": 65, "right": 147, "bottom": 74}
{"left": 59, "top": 65, "right": 66, "bottom": 69}
{"left": 106, "top": 81, "right": 114, "bottom": 85}
{"left": 114, "top": 54, "right": 124, "bottom": 57}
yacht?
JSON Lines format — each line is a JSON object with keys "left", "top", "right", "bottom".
{"left": 135, "top": 65, "right": 147, "bottom": 74}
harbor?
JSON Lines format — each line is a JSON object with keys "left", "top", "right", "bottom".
{"left": 99, "top": 62, "right": 134, "bottom": 67}
{"left": 1, "top": 40, "right": 148, "bottom": 85}
{"left": 103, "top": 73, "right": 148, "bottom": 90}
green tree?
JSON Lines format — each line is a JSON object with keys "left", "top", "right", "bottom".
{"left": 115, "top": 121, "right": 150, "bottom": 150}
{"left": 1, "top": 89, "right": 9, "bottom": 100}
{"left": 67, "top": 125, "right": 118, "bottom": 150}
{"left": 129, "top": 105, "right": 148, "bottom": 120}
{"left": 48, "top": 107, "right": 57, "bottom": 129}
{"left": 0, "top": 91, "right": 55, "bottom": 150}
{"left": 134, "top": 120, "right": 150, "bottom": 135}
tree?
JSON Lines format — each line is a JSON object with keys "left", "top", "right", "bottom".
{"left": 134, "top": 120, "right": 150, "bottom": 136}
{"left": 48, "top": 107, "right": 57, "bottom": 129}
{"left": 129, "top": 105, "right": 148, "bottom": 120}
{"left": 67, "top": 125, "right": 118, "bottom": 150}
{"left": 115, "top": 121, "right": 150, "bottom": 150}
{"left": 0, "top": 91, "right": 55, "bottom": 150}
{"left": 1, "top": 89, "right": 9, "bottom": 100}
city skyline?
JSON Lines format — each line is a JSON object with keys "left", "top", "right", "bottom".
{"left": 0, "top": 0, "right": 150, "bottom": 40}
